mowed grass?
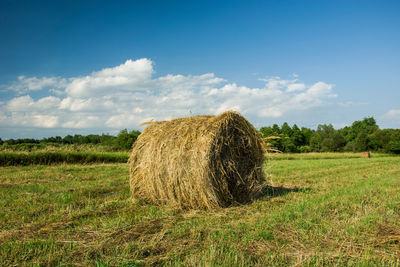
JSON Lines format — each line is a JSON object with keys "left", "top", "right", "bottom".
{"left": 267, "top": 152, "right": 393, "bottom": 160}
{"left": 1, "top": 155, "right": 400, "bottom": 266}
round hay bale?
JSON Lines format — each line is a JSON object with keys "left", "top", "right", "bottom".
{"left": 128, "top": 111, "right": 265, "bottom": 210}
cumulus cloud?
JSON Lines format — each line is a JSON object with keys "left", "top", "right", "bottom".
{"left": 381, "top": 109, "right": 400, "bottom": 128}
{"left": 384, "top": 109, "right": 400, "bottom": 118}
{"left": 0, "top": 58, "right": 338, "bottom": 131}
{"left": 66, "top": 58, "right": 154, "bottom": 98}
{"left": 8, "top": 76, "right": 67, "bottom": 94}
{"left": 287, "top": 83, "right": 306, "bottom": 92}
{"left": 6, "top": 95, "right": 61, "bottom": 112}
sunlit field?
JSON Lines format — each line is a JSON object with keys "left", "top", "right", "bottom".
{"left": 1, "top": 154, "right": 399, "bottom": 266}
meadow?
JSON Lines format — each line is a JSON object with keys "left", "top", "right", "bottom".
{"left": 0, "top": 153, "right": 399, "bottom": 266}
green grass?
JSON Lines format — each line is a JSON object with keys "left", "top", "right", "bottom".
{"left": 267, "top": 152, "right": 393, "bottom": 160}
{"left": 0, "top": 151, "right": 129, "bottom": 166}
{"left": 1, "top": 151, "right": 396, "bottom": 167}
{"left": 1, "top": 154, "right": 400, "bottom": 266}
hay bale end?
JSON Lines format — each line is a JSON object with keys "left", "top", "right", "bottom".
{"left": 360, "top": 152, "right": 371, "bottom": 158}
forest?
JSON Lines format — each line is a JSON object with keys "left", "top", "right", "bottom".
{"left": 260, "top": 117, "right": 400, "bottom": 154}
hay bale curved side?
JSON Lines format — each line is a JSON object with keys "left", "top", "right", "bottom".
{"left": 128, "top": 111, "right": 265, "bottom": 210}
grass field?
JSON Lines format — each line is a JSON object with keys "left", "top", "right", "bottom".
{"left": 267, "top": 152, "right": 393, "bottom": 160}
{"left": 0, "top": 151, "right": 128, "bottom": 166}
{"left": 1, "top": 154, "right": 400, "bottom": 266}
{"left": 0, "top": 151, "right": 395, "bottom": 167}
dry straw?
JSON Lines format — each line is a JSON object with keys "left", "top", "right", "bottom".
{"left": 128, "top": 111, "right": 265, "bottom": 210}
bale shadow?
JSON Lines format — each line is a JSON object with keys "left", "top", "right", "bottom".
{"left": 254, "top": 184, "right": 310, "bottom": 200}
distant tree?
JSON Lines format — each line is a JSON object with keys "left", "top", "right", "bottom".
{"left": 72, "top": 135, "right": 85, "bottom": 144}
{"left": 309, "top": 124, "right": 345, "bottom": 152}
{"left": 291, "top": 124, "right": 305, "bottom": 149}
{"left": 87, "top": 134, "right": 100, "bottom": 144}
{"left": 259, "top": 126, "right": 275, "bottom": 137}
{"left": 273, "top": 123, "right": 295, "bottom": 152}
{"left": 259, "top": 125, "right": 282, "bottom": 152}
{"left": 389, "top": 141, "right": 400, "bottom": 154}
{"left": 281, "top": 137, "right": 297, "bottom": 153}
{"left": 368, "top": 129, "right": 394, "bottom": 152}
{"left": 63, "top": 135, "right": 74, "bottom": 144}
{"left": 354, "top": 132, "right": 370, "bottom": 152}
{"left": 388, "top": 130, "right": 400, "bottom": 154}
{"left": 280, "top": 122, "right": 293, "bottom": 137}
{"left": 100, "top": 133, "right": 116, "bottom": 146}
{"left": 272, "top": 124, "right": 280, "bottom": 135}
{"left": 331, "top": 132, "right": 346, "bottom": 151}
{"left": 301, "top": 127, "right": 314, "bottom": 147}
{"left": 114, "top": 129, "right": 141, "bottom": 150}
{"left": 299, "top": 145, "right": 311, "bottom": 153}
{"left": 344, "top": 117, "right": 378, "bottom": 142}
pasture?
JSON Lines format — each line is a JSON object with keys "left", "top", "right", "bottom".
{"left": 0, "top": 154, "right": 399, "bottom": 266}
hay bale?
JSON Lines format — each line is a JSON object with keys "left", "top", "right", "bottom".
{"left": 360, "top": 152, "right": 371, "bottom": 158}
{"left": 128, "top": 111, "right": 265, "bottom": 210}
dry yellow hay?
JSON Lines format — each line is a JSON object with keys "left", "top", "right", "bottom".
{"left": 128, "top": 111, "right": 265, "bottom": 210}
{"left": 360, "top": 152, "right": 371, "bottom": 158}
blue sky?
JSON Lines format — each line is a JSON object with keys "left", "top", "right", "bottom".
{"left": 1, "top": 0, "right": 399, "bottom": 138}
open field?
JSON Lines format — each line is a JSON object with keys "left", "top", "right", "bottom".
{"left": 267, "top": 152, "right": 393, "bottom": 160}
{"left": 1, "top": 155, "right": 400, "bottom": 266}
{"left": 0, "top": 151, "right": 397, "bottom": 167}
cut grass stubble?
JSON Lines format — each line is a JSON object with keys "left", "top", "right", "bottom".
{"left": 1, "top": 155, "right": 400, "bottom": 265}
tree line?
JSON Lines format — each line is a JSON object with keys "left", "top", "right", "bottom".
{"left": 1, "top": 117, "right": 400, "bottom": 153}
{"left": 0, "top": 129, "right": 141, "bottom": 151}
{"left": 259, "top": 117, "right": 400, "bottom": 154}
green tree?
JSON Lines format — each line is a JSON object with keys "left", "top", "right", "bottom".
{"left": 272, "top": 124, "right": 280, "bottom": 135}
{"left": 331, "top": 131, "right": 346, "bottom": 151}
{"left": 259, "top": 125, "right": 282, "bottom": 152}
{"left": 389, "top": 141, "right": 400, "bottom": 154}
{"left": 309, "top": 124, "right": 345, "bottom": 152}
{"left": 63, "top": 135, "right": 74, "bottom": 144}
{"left": 281, "top": 122, "right": 293, "bottom": 137}
{"left": 301, "top": 127, "right": 314, "bottom": 146}
{"left": 114, "top": 129, "right": 141, "bottom": 150}
{"left": 369, "top": 129, "right": 392, "bottom": 152}
{"left": 344, "top": 117, "right": 378, "bottom": 142}
{"left": 291, "top": 124, "right": 305, "bottom": 149}
{"left": 259, "top": 126, "right": 275, "bottom": 138}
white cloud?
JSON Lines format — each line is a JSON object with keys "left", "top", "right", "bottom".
{"left": 384, "top": 109, "right": 400, "bottom": 118}
{"left": 0, "top": 112, "right": 59, "bottom": 128}
{"left": 287, "top": 83, "right": 306, "bottom": 92}
{"left": 66, "top": 59, "right": 154, "bottom": 98}
{"left": 6, "top": 95, "right": 61, "bottom": 112}
{"left": 59, "top": 96, "right": 115, "bottom": 112}
{"left": 62, "top": 116, "right": 100, "bottom": 128}
{"left": 32, "top": 115, "right": 59, "bottom": 128}
{"left": 8, "top": 76, "right": 67, "bottom": 94}
{"left": 1, "top": 95, "right": 61, "bottom": 128}
{"left": 0, "top": 58, "right": 338, "bottom": 131}
{"left": 6, "top": 95, "right": 35, "bottom": 111}
{"left": 381, "top": 109, "right": 400, "bottom": 128}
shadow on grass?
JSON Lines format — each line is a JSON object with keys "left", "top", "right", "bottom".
{"left": 254, "top": 185, "right": 310, "bottom": 200}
